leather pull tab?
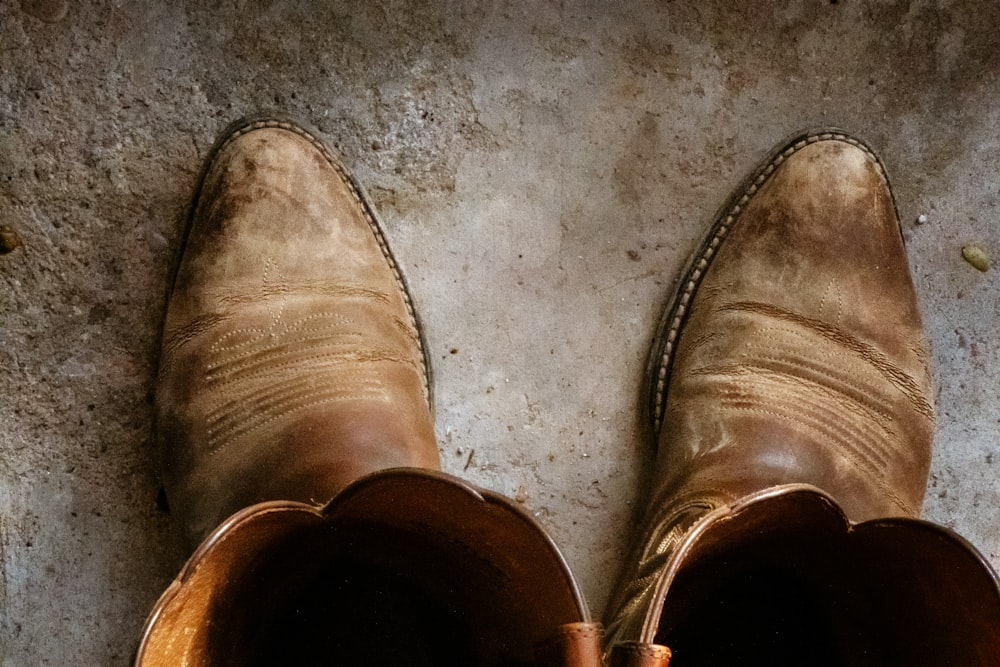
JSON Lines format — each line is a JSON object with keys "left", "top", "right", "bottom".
{"left": 609, "top": 641, "right": 672, "bottom": 667}
{"left": 535, "top": 621, "right": 603, "bottom": 667}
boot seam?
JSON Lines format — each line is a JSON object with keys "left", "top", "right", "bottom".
{"left": 645, "top": 130, "right": 891, "bottom": 439}
{"left": 174, "top": 115, "right": 435, "bottom": 413}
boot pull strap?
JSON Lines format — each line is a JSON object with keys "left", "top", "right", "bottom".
{"left": 609, "top": 641, "right": 672, "bottom": 667}
{"left": 535, "top": 621, "right": 604, "bottom": 667}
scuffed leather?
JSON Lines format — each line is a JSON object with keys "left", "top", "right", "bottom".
{"left": 652, "top": 134, "right": 932, "bottom": 523}
{"left": 603, "top": 132, "right": 996, "bottom": 660}
{"left": 608, "top": 641, "right": 672, "bottom": 667}
{"left": 156, "top": 119, "right": 440, "bottom": 546}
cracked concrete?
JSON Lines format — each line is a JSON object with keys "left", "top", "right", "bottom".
{"left": 1, "top": 1, "right": 998, "bottom": 663}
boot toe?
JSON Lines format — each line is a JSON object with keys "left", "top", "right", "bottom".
{"left": 156, "top": 118, "right": 437, "bottom": 545}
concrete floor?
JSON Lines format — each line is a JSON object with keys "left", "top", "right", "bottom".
{"left": 1, "top": 0, "right": 998, "bottom": 663}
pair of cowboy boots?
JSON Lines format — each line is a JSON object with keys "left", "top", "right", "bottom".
{"left": 135, "top": 117, "right": 999, "bottom": 666}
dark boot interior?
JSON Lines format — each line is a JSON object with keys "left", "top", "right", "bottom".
{"left": 206, "top": 520, "right": 538, "bottom": 667}
{"left": 652, "top": 508, "right": 1000, "bottom": 666}
{"left": 249, "top": 556, "right": 477, "bottom": 666}
{"left": 659, "top": 564, "right": 849, "bottom": 666}
{"left": 140, "top": 475, "right": 591, "bottom": 666}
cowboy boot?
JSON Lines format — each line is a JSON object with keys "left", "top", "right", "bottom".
{"left": 154, "top": 115, "right": 440, "bottom": 546}
{"left": 604, "top": 131, "right": 1000, "bottom": 666}
{"left": 139, "top": 116, "right": 601, "bottom": 666}
{"left": 136, "top": 469, "right": 601, "bottom": 666}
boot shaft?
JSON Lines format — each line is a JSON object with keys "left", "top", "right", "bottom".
{"left": 137, "top": 469, "right": 601, "bottom": 666}
{"left": 605, "top": 486, "right": 1000, "bottom": 665}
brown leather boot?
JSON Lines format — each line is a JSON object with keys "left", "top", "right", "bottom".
{"left": 155, "top": 116, "right": 440, "bottom": 546}
{"left": 142, "top": 117, "right": 601, "bottom": 666}
{"left": 604, "top": 131, "right": 1000, "bottom": 666}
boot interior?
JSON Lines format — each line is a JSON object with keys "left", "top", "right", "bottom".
{"left": 653, "top": 495, "right": 1000, "bottom": 666}
{"left": 241, "top": 551, "right": 478, "bottom": 666}
{"left": 139, "top": 474, "right": 590, "bottom": 666}
{"left": 655, "top": 536, "right": 868, "bottom": 667}
{"left": 209, "top": 519, "right": 539, "bottom": 667}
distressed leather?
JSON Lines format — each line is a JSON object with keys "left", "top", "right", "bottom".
{"left": 136, "top": 470, "right": 601, "bottom": 667}
{"left": 605, "top": 132, "right": 1000, "bottom": 662}
{"left": 608, "top": 641, "right": 672, "bottom": 667}
{"left": 649, "top": 133, "right": 932, "bottom": 522}
{"left": 150, "top": 117, "right": 602, "bottom": 666}
{"left": 536, "top": 621, "right": 604, "bottom": 667}
{"left": 156, "top": 118, "right": 439, "bottom": 545}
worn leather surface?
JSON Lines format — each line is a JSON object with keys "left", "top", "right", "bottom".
{"left": 535, "top": 621, "right": 604, "bottom": 667}
{"left": 649, "top": 132, "right": 932, "bottom": 522}
{"left": 156, "top": 118, "right": 439, "bottom": 545}
{"left": 604, "top": 132, "right": 999, "bottom": 661}
{"left": 135, "top": 469, "right": 597, "bottom": 667}
{"left": 608, "top": 641, "right": 672, "bottom": 667}
{"left": 149, "top": 118, "right": 603, "bottom": 665}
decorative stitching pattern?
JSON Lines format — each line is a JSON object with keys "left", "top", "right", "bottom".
{"left": 817, "top": 279, "right": 844, "bottom": 326}
{"left": 208, "top": 382, "right": 388, "bottom": 454}
{"left": 550, "top": 623, "right": 603, "bottom": 642}
{"left": 163, "top": 117, "right": 437, "bottom": 461}
{"left": 199, "top": 300, "right": 419, "bottom": 456}
{"left": 195, "top": 117, "right": 432, "bottom": 409}
{"left": 719, "top": 300, "right": 932, "bottom": 417}
{"left": 647, "top": 131, "right": 884, "bottom": 436}
{"left": 734, "top": 350, "right": 895, "bottom": 420}
{"left": 603, "top": 496, "right": 723, "bottom": 649}
{"left": 714, "top": 388, "right": 893, "bottom": 477}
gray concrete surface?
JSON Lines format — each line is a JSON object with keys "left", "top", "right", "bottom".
{"left": 1, "top": 1, "right": 998, "bottom": 663}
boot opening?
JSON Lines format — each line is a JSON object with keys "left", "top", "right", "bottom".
{"left": 139, "top": 473, "right": 587, "bottom": 666}
{"left": 244, "top": 554, "right": 477, "bottom": 666}
{"left": 657, "top": 562, "right": 851, "bottom": 666}
{"left": 208, "top": 519, "right": 538, "bottom": 667}
{"left": 652, "top": 491, "right": 1000, "bottom": 666}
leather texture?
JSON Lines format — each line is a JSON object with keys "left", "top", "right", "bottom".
{"left": 136, "top": 469, "right": 600, "bottom": 667}
{"left": 156, "top": 117, "right": 439, "bottom": 545}
{"left": 647, "top": 132, "right": 932, "bottom": 522}
{"left": 535, "top": 622, "right": 604, "bottom": 667}
{"left": 608, "top": 642, "right": 672, "bottom": 667}
{"left": 148, "top": 117, "right": 602, "bottom": 666}
{"left": 604, "top": 131, "right": 1000, "bottom": 663}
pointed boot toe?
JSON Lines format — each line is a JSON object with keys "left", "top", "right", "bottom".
{"left": 156, "top": 117, "right": 439, "bottom": 546}
{"left": 648, "top": 132, "right": 932, "bottom": 520}
{"left": 606, "top": 131, "right": 1000, "bottom": 664}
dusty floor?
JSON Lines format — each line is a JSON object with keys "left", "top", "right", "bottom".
{"left": 1, "top": 0, "right": 998, "bottom": 663}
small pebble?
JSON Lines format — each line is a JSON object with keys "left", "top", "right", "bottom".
{"left": 0, "top": 227, "right": 21, "bottom": 254}
{"left": 20, "top": 0, "right": 68, "bottom": 23}
{"left": 962, "top": 244, "right": 990, "bottom": 272}
{"left": 514, "top": 485, "right": 529, "bottom": 503}
{"left": 916, "top": 214, "right": 928, "bottom": 225}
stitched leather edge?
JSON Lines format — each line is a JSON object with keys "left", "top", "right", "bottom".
{"left": 165, "top": 114, "right": 435, "bottom": 412}
{"left": 644, "top": 129, "right": 893, "bottom": 440}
